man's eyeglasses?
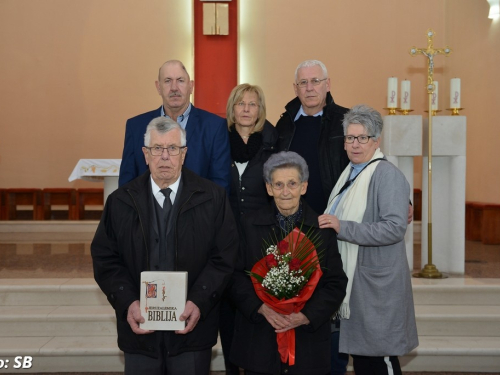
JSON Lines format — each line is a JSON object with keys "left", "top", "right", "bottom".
{"left": 235, "top": 101, "right": 259, "bottom": 109}
{"left": 145, "top": 145, "right": 186, "bottom": 156}
{"left": 344, "top": 135, "right": 374, "bottom": 144}
{"left": 269, "top": 181, "right": 301, "bottom": 190}
{"left": 295, "top": 78, "right": 327, "bottom": 88}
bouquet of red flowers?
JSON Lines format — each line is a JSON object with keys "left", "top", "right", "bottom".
{"left": 248, "top": 227, "right": 323, "bottom": 366}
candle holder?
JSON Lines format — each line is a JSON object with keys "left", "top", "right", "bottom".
{"left": 424, "top": 109, "right": 442, "bottom": 116}
{"left": 446, "top": 108, "right": 464, "bottom": 116}
{"left": 396, "top": 109, "right": 414, "bottom": 115}
{"left": 383, "top": 107, "right": 399, "bottom": 115}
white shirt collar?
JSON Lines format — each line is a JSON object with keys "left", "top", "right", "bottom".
{"left": 150, "top": 174, "right": 182, "bottom": 206}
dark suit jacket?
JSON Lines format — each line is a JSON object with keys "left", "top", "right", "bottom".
{"left": 92, "top": 168, "right": 238, "bottom": 358}
{"left": 119, "top": 105, "right": 231, "bottom": 193}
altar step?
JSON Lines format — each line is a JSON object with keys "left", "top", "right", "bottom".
{"left": 0, "top": 221, "right": 422, "bottom": 246}
{"left": 0, "top": 221, "right": 97, "bottom": 243}
{"left": 0, "top": 278, "right": 499, "bottom": 373}
{"left": 1, "top": 303, "right": 500, "bottom": 339}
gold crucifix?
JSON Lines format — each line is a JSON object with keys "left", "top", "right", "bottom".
{"left": 409, "top": 29, "right": 452, "bottom": 92}
{"left": 410, "top": 28, "right": 453, "bottom": 280}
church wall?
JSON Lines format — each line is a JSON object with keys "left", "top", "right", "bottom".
{"left": 0, "top": 0, "right": 193, "bottom": 189}
{"left": 444, "top": 0, "right": 500, "bottom": 204}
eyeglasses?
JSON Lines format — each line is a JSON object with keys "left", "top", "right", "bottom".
{"left": 235, "top": 101, "right": 259, "bottom": 109}
{"left": 344, "top": 135, "right": 374, "bottom": 144}
{"left": 145, "top": 145, "right": 186, "bottom": 156}
{"left": 295, "top": 78, "right": 327, "bottom": 88}
{"left": 269, "top": 181, "right": 301, "bottom": 190}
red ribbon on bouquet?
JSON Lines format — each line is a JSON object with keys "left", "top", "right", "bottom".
{"left": 250, "top": 227, "right": 323, "bottom": 366}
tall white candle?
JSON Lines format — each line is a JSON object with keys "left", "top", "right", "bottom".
{"left": 450, "top": 78, "right": 461, "bottom": 108}
{"left": 431, "top": 81, "right": 439, "bottom": 110}
{"left": 400, "top": 80, "right": 411, "bottom": 110}
{"left": 387, "top": 77, "right": 398, "bottom": 108}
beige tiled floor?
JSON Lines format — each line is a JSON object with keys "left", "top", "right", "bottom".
{"left": 0, "top": 240, "right": 498, "bottom": 279}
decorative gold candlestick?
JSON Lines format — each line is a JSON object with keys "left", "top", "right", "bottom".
{"left": 383, "top": 107, "right": 399, "bottom": 115}
{"left": 396, "top": 109, "right": 414, "bottom": 115}
{"left": 446, "top": 108, "right": 464, "bottom": 116}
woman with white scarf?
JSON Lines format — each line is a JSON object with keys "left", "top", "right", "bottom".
{"left": 318, "top": 105, "right": 418, "bottom": 375}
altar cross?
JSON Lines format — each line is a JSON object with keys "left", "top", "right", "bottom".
{"left": 409, "top": 29, "right": 452, "bottom": 91}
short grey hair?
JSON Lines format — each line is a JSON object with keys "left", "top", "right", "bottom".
{"left": 144, "top": 117, "right": 187, "bottom": 147}
{"left": 342, "top": 104, "right": 384, "bottom": 140}
{"left": 158, "top": 60, "right": 190, "bottom": 81}
{"left": 294, "top": 60, "right": 328, "bottom": 81}
{"left": 263, "top": 151, "right": 309, "bottom": 183}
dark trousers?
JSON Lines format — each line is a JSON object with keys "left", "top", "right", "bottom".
{"left": 351, "top": 355, "right": 402, "bottom": 375}
{"left": 331, "top": 321, "right": 349, "bottom": 375}
{"left": 219, "top": 290, "right": 240, "bottom": 375}
{"left": 124, "top": 348, "right": 212, "bottom": 375}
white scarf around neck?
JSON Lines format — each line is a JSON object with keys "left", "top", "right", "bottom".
{"left": 325, "top": 148, "right": 385, "bottom": 319}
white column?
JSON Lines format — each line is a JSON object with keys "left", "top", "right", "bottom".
{"left": 421, "top": 116, "right": 467, "bottom": 274}
{"left": 381, "top": 115, "right": 423, "bottom": 270}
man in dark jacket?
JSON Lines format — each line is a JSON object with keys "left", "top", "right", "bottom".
{"left": 92, "top": 117, "right": 238, "bottom": 374}
{"left": 276, "top": 60, "right": 350, "bottom": 216}
{"left": 276, "top": 60, "right": 413, "bottom": 375}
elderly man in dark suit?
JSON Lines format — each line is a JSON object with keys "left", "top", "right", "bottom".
{"left": 93, "top": 117, "right": 238, "bottom": 374}
{"left": 119, "top": 60, "right": 231, "bottom": 193}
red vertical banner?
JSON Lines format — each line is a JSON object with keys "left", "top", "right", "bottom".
{"left": 193, "top": 0, "right": 238, "bottom": 118}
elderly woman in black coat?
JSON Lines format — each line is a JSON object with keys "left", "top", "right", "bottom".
{"left": 229, "top": 151, "right": 347, "bottom": 375}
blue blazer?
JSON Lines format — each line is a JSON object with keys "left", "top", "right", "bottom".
{"left": 119, "top": 105, "right": 231, "bottom": 193}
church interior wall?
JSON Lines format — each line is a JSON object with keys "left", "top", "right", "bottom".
{"left": 0, "top": 0, "right": 193, "bottom": 189}
{"left": 0, "top": 0, "right": 498, "bottom": 204}
{"left": 444, "top": 0, "right": 500, "bottom": 204}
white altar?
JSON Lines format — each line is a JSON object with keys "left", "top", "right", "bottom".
{"left": 421, "top": 116, "right": 467, "bottom": 274}
{"left": 381, "top": 115, "right": 423, "bottom": 270}
{"left": 68, "top": 159, "right": 121, "bottom": 203}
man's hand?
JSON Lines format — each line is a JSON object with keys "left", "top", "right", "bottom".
{"left": 408, "top": 203, "right": 414, "bottom": 224}
{"left": 176, "top": 300, "right": 201, "bottom": 335}
{"left": 127, "top": 300, "right": 154, "bottom": 335}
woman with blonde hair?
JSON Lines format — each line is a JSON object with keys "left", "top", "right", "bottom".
{"left": 226, "top": 83, "right": 278, "bottom": 226}
{"left": 221, "top": 83, "right": 278, "bottom": 375}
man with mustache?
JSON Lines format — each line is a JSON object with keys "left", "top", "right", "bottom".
{"left": 119, "top": 60, "right": 231, "bottom": 193}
